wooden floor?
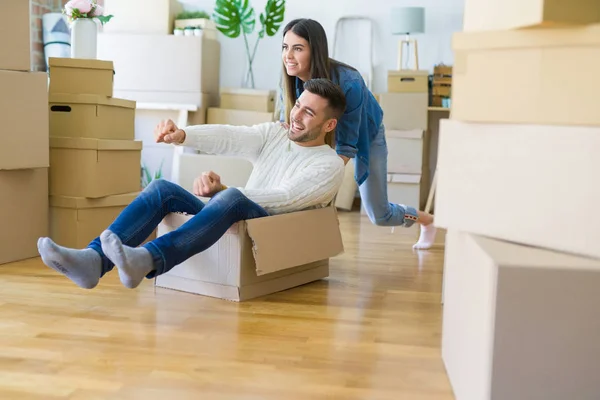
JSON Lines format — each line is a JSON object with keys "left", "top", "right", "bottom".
{"left": 0, "top": 212, "right": 452, "bottom": 400}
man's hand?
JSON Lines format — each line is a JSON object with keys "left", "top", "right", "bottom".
{"left": 154, "top": 119, "right": 186, "bottom": 144}
{"left": 193, "top": 171, "right": 226, "bottom": 197}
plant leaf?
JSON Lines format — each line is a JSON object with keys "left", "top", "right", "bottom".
{"left": 212, "top": 0, "right": 255, "bottom": 39}
{"left": 97, "top": 14, "right": 113, "bottom": 25}
{"left": 261, "top": 0, "right": 285, "bottom": 37}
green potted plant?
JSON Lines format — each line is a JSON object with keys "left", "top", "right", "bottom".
{"left": 174, "top": 10, "right": 213, "bottom": 31}
{"left": 212, "top": 0, "right": 286, "bottom": 88}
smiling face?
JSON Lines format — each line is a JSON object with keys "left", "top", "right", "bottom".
{"left": 282, "top": 30, "right": 312, "bottom": 82}
{"left": 287, "top": 90, "right": 337, "bottom": 145}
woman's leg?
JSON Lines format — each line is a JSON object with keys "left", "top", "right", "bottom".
{"left": 100, "top": 187, "right": 269, "bottom": 289}
{"left": 37, "top": 179, "right": 205, "bottom": 288}
{"left": 359, "top": 124, "right": 436, "bottom": 249}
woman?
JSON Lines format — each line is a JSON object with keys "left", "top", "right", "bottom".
{"left": 279, "top": 18, "right": 436, "bottom": 250}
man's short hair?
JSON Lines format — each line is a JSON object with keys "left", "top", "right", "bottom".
{"left": 303, "top": 78, "right": 347, "bottom": 120}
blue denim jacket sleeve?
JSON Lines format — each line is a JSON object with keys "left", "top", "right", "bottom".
{"left": 335, "top": 79, "right": 363, "bottom": 159}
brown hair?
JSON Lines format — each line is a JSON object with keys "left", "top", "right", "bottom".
{"left": 302, "top": 78, "right": 347, "bottom": 147}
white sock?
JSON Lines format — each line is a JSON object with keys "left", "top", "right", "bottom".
{"left": 413, "top": 223, "right": 437, "bottom": 250}
{"left": 100, "top": 230, "right": 154, "bottom": 289}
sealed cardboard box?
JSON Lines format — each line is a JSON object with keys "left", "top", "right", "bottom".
{"left": 207, "top": 108, "right": 274, "bottom": 126}
{"left": 442, "top": 230, "right": 600, "bottom": 400}
{"left": 435, "top": 119, "right": 600, "bottom": 260}
{"left": 103, "top": 0, "right": 182, "bottom": 35}
{"left": 97, "top": 34, "right": 220, "bottom": 105}
{"left": 50, "top": 192, "right": 139, "bottom": 249}
{"left": 451, "top": 24, "right": 600, "bottom": 126}
{"left": 388, "top": 173, "right": 426, "bottom": 210}
{"left": 50, "top": 137, "right": 142, "bottom": 198}
{"left": 155, "top": 206, "right": 344, "bottom": 301}
{"left": 220, "top": 88, "right": 276, "bottom": 113}
{"left": 49, "top": 94, "right": 135, "bottom": 140}
{"left": 387, "top": 70, "right": 429, "bottom": 93}
{"left": 48, "top": 58, "right": 114, "bottom": 97}
{"left": 463, "top": 0, "right": 600, "bottom": 31}
{"left": 386, "top": 129, "right": 428, "bottom": 174}
{"left": 0, "top": 71, "right": 49, "bottom": 170}
{"left": 0, "top": 168, "right": 48, "bottom": 265}
{"left": 0, "top": 0, "right": 30, "bottom": 71}
{"left": 379, "top": 93, "right": 428, "bottom": 130}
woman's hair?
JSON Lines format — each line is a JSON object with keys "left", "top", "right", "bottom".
{"left": 281, "top": 18, "right": 355, "bottom": 125}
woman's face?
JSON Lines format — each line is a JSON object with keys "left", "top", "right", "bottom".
{"left": 282, "top": 30, "right": 311, "bottom": 80}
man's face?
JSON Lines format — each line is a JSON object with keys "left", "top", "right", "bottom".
{"left": 288, "top": 91, "right": 333, "bottom": 144}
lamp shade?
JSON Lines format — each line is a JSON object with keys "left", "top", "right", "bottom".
{"left": 391, "top": 7, "right": 425, "bottom": 34}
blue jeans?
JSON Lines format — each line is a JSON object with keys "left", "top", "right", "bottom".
{"left": 359, "top": 124, "right": 419, "bottom": 227}
{"left": 88, "top": 179, "right": 269, "bottom": 278}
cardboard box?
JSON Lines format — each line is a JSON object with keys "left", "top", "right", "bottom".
{"left": 155, "top": 206, "right": 344, "bottom": 301}
{"left": 451, "top": 24, "right": 600, "bottom": 126}
{"left": 387, "top": 70, "right": 429, "bottom": 93}
{"left": 388, "top": 173, "right": 426, "bottom": 210}
{"left": 102, "top": 0, "right": 182, "bottom": 35}
{"left": 207, "top": 108, "right": 274, "bottom": 126}
{"left": 0, "top": 70, "right": 49, "bottom": 170}
{"left": 220, "top": 88, "right": 275, "bottom": 113}
{"left": 442, "top": 230, "right": 600, "bottom": 400}
{"left": 48, "top": 58, "right": 114, "bottom": 97}
{"left": 0, "top": 0, "right": 30, "bottom": 71}
{"left": 463, "top": 0, "right": 600, "bottom": 31}
{"left": 379, "top": 93, "right": 428, "bottom": 130}
{"left": 435, "top": 119, "right": 600, "bottom": 260}
{"left": 49, "top": 137, "right": 142, "bottom": 198}
{"left": 386, "top": 129, "right": 427, "bottom": 174}
{"left": 97, "top": 33, "right": 220, "bottom": 105}
{"left": 49, "top": 94, "right": 135, "bottom": 140}
{"left": 0, "top": 168, "right": 48, "bottom": 265}
{"left": 50, "top": 192, "right": 139, "bottom": 249}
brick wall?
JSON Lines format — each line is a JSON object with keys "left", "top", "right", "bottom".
{"left": 30, "top": 0, "right": 104, "bottom": 71}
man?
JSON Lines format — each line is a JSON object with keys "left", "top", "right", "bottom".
{"left": 37, "top": 78, "right": 347, "bottom": 290}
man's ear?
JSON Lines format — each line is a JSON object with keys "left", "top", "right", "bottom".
{"left": 324, "top": 118, "right": 338, "bottom": 133}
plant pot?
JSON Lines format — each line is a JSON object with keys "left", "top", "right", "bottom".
{"left": 70, "top": 18, "right": 98, "bottom": 59}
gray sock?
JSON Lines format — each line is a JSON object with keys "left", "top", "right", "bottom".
{"left": 100, "top": 230, "right": 154, "bottom": 289}
{"left": 37, "top": 237, "right": 102, "bottom": 289}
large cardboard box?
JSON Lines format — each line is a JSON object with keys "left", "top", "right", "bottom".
{"left": 50, "top": 192, "right": 139, "bottom": 249}
{"left": 207, "top": 108, "right": 274, "bottom": 126}
{"left": 0, "top": 0, "right": 30, "bottom": 71}
{"left": 387, "top": 70, "right": 429, "bottom": 93}
{"left": 386, "top": 129, "right": 428, "bottom": 174}
{"left": 49, "top": 94, "right": 135, "bottom": 140}
{"left": 220, "top": 88, "right": 276, "bottom": 113}
{"left": 97, "top": 34, "right": 220, "bottom": 105}
{"left": 102, "top": 0, "right": 183, "bottom": 35}
{"left": 48, "top": 58, "right": 114, "bottom": 97}
{"left": 435, "top": 119, "right": 600, "bottom": 260}
{"left": 0, "top": 71, "right": 49, "bottom": 170}
{"left": 451, "top": 24, "right": 600, "bottom": 126}
{"left": 463, "top": 0, "right": 600, "bottom": 31}
{"left": 442, "top": 230, "right": 600, "bottom": 400}
{"left": 50, "top": 137, "right": 142, "bottom": 198}
{"left": 155, "top": 206, "right": 344, "bottom": 301}
{"left": 0, "top": 168, "right": 48, "bottom": 265}
{"left": 379, "top": 93, "right": 428, "bottom": 130}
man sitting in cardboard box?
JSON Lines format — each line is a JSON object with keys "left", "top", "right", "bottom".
{"left": 37, "top": 78, "right": 347, "bottom": 290}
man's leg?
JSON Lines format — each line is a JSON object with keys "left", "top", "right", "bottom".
{"left": 37, "top": 179, "right": 205, "bottom": 288}
{"left": 358, "top": 124, "right": 436, "bottom": 249}
{"left": 100, "top": 187, "right": 269, "bottom": 289}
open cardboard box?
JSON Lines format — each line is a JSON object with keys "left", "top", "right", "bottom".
{"left": 155, "top": 206, "right": 344, "bottom": 301}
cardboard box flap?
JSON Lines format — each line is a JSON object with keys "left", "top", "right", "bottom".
{"left": 49, "top": 93, "right": 135, "bottom": 109}
{"left": 49, "top": 57, "right": 114, "bottom": 72}
{"left": 245, "top": 206, "right": 343, "bottom": 276}
{"left": 50, "top": 137, "right": 143, "bottom": 151}
{"left": 386, "top": 129, "right": 424, "bottom": 139}
{"left": 50, "top": 192, "right": 139, "bottom": 209}
{"left": 221, "top": 88, "right": 275, "bottom": 97}
{"left": 388, "top": 70, "right": 429, "bottom": 77}
{"left": 389, "top": 173, "right": 422, "bottom": 184}
{"left": 453, "top": 23, "right": 600, "bottom": 51}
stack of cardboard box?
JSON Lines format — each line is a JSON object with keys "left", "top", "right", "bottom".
{"left": 0, "top": 0, "right": 49, "bottom": 265}
{"left": 207, "top": 88, "right": 276, "bottom": 126}
{"left": 47, "top": 58, "right": 143, "bottom": 249}
{"left": 436, "top": 2, "right": 600, "bottom": 399}
{"left": 430, "top": 64, "right": 452, "bottom": 107}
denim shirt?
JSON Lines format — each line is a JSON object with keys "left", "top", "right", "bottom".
{"left": 279, "top": 66, "right": 383, "bottom": 186}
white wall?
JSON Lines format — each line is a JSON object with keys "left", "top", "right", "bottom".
{"left": 180, "top": 0, "right": 464, "bottom": 94}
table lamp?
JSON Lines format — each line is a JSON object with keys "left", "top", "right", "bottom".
{"left": 391, "top": 7, "right": 425, "bottom": 70}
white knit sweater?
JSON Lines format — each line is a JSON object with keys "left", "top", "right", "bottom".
{"left": 180, "top": 122, "right": 345, "bottom": 215}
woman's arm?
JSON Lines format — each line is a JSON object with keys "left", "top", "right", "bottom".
{"left": 334, "top": 79, "right": 364, "bottom": 161}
